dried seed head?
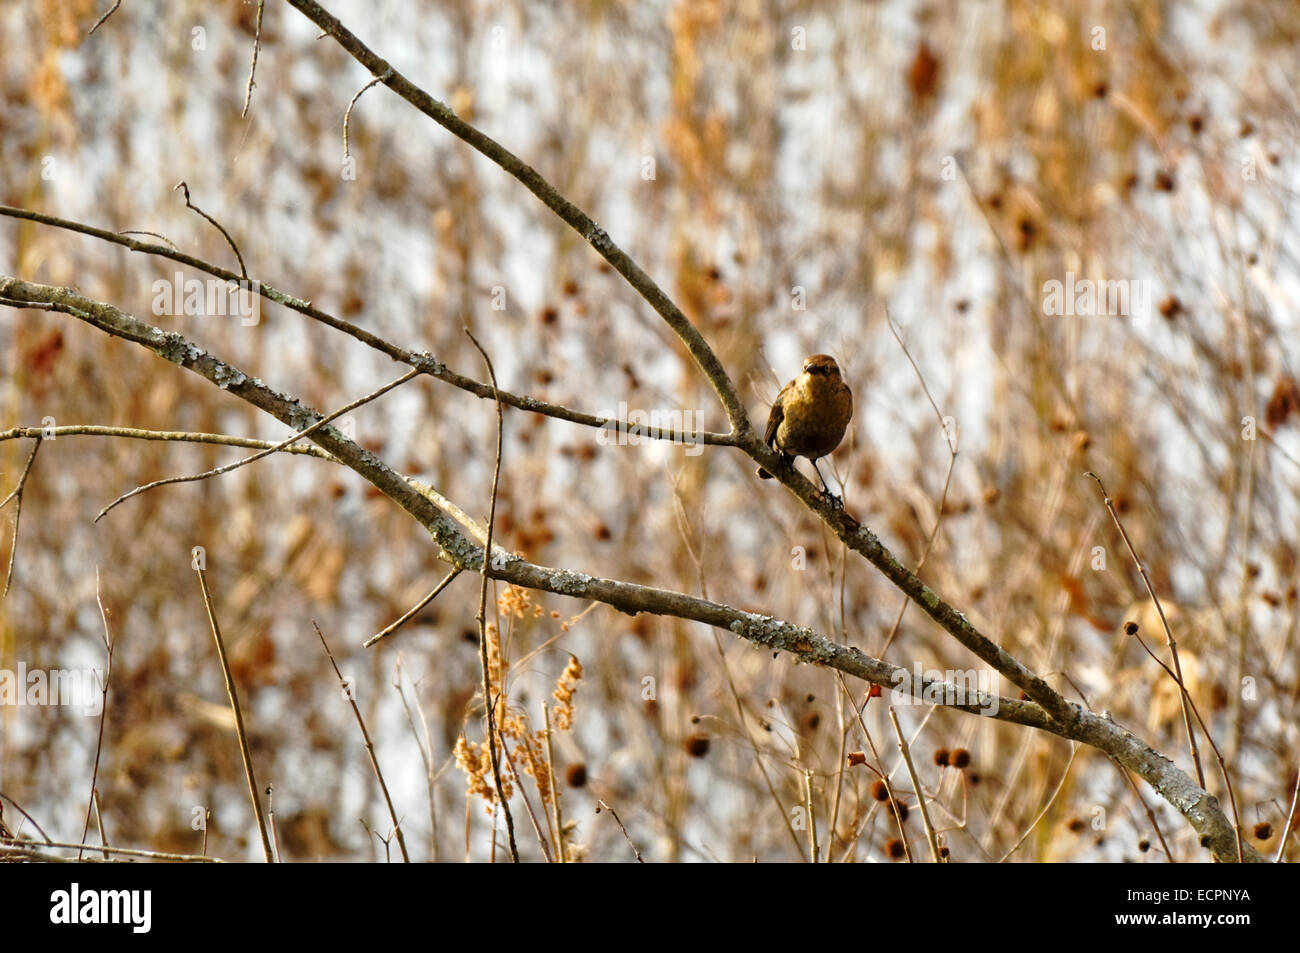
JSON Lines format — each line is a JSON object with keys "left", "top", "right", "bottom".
{"left": 565, "top": 763, "right": 588, "bottom": 788}
{"left": 685, "top": 733, "right": 710, "bottom": 758}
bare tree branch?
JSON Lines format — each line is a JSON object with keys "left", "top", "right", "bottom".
{"left": 0, "top": 275, "right": 1264, "bottom": 861}
{"left": 0, "top": 205, "right": 731, "bottom": 447}
{"left": 1, "top": 424, "right": 335, "bottom": 458}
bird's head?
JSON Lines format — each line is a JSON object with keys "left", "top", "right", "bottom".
{"left": 802, "top": 354, "right": 842, "bottom": 379}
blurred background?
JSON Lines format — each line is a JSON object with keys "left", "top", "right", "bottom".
{"left": 1, "top": 0, "right": 1298, "bottom": 861}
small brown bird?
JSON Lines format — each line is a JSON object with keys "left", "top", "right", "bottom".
{"left": 757, "top": 354, "right": 853, "bottom": 502}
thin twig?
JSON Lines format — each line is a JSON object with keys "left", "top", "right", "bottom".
{"left": 998, "top": 742, "right": 1078, "bottom": 862}
{"left": 0, "top": 791, "right": 52, "bottom": 844}
{"left": 2, "top": 437, "right": 41, "bottom": 596}
{"left": 708, "top": 631, "right": 805, "bottom": 856}
{"left": 364, "top": 568, "right": 463, "bottom": 647}
{"left": 878, "top": 447, "right": 956, "bottom": 658}
{"left": 0, "top": 296, "right": 56, "bottom": 312}
{"left": 79, "top": 569, "right": 116, "bottom": 861}
{"left": 1085, "top": 471, "right": 1206, "bottom": 790}
{"left": 241, "top": 0, "right": 266, "bottom": 117}
{"left": 87, "top": 0, "right": 122, "bottom": 35}
{"left": 824, "top": 537, "right": 852, "bottom": 860}
{"left": 92, "top": 790, "right": 110, "bottom": 861}
{"left": 1126, "top": 624, "right": 1245, "bottom": 862}
{"left": 196, "top": 567, "right": 274, "bottom": 862}
{"left": 670, "top": 477, "right": 809, "bottom": 855}
{"left": 1, "top": 424, "right": 335, "bottom": 459}
{"left": 1259, "top": 427, "right": 1300, "bottom": 472}
{"left": 344, "top": 70, "right": 393, "bottom": 158}
{"left": 542, "top": 702, "right": 567, "bottom": 862}
{"left": 393, "top": 661, "right": 439, "bottom": 861}
{"left": 0, "top": 838, "right": 222, "bottom": 862}
{"left": 117, "top": 229, "right": 178, "bottom": 251}
{"left": 174, "top": 181, "right": 248, "bottom": 280}
{"left": 1113, "top": 759, "right": 1175, "bottom": 862}
{"left": 465, "top": 328, "right": 519, "bottom": 863}
{"left": 314, "top": 621, "right": 410, "bottom": 862}
{"left": 267, "top": 784, "right": 281, "bottom": 862}
{"left": 887, "top": 312, "right": 958, "bottom": 457}
{"left": 1277, "top": 765, "right": 1300, "bottom": 862}
{"left": 499, "top": 743, "right": 554, "bottom": 862}
{"left": 836, "top": 673, "right": 914, "bottom": 861}
{"left": 596, "top": 800, "right": 643, "bottom": 862}
{"left": 888, "top": 706, "right": 943, "bottom": 862}
{"left": 878, "top": 314, "right": 958, "bottom": 658}
{"left": 803, "top": 771, "right": 819, "bottom": 863}
{"left": 0, "top": 438, "right": 41, "bottom": 507}
{"left": 97, "top": 368, "right": 419, "bottom": 521}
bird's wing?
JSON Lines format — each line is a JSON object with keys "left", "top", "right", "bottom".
{"left": 763, "top": 384, "right": 787, "bottom": 448}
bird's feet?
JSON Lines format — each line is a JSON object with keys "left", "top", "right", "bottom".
{"left": 819, "top": 488, "right": 844, "bottom": 510}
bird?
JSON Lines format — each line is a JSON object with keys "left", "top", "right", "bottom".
{"left": 756, "top": 354, "right": 853, "bottom": 504}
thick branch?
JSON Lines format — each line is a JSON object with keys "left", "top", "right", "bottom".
{"left": 0, "top": 276, "right": 1261, "bottom": 860}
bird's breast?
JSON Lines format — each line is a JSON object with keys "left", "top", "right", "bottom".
{"left": 776, "top": 376, "right": 852, "bottom": 458}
